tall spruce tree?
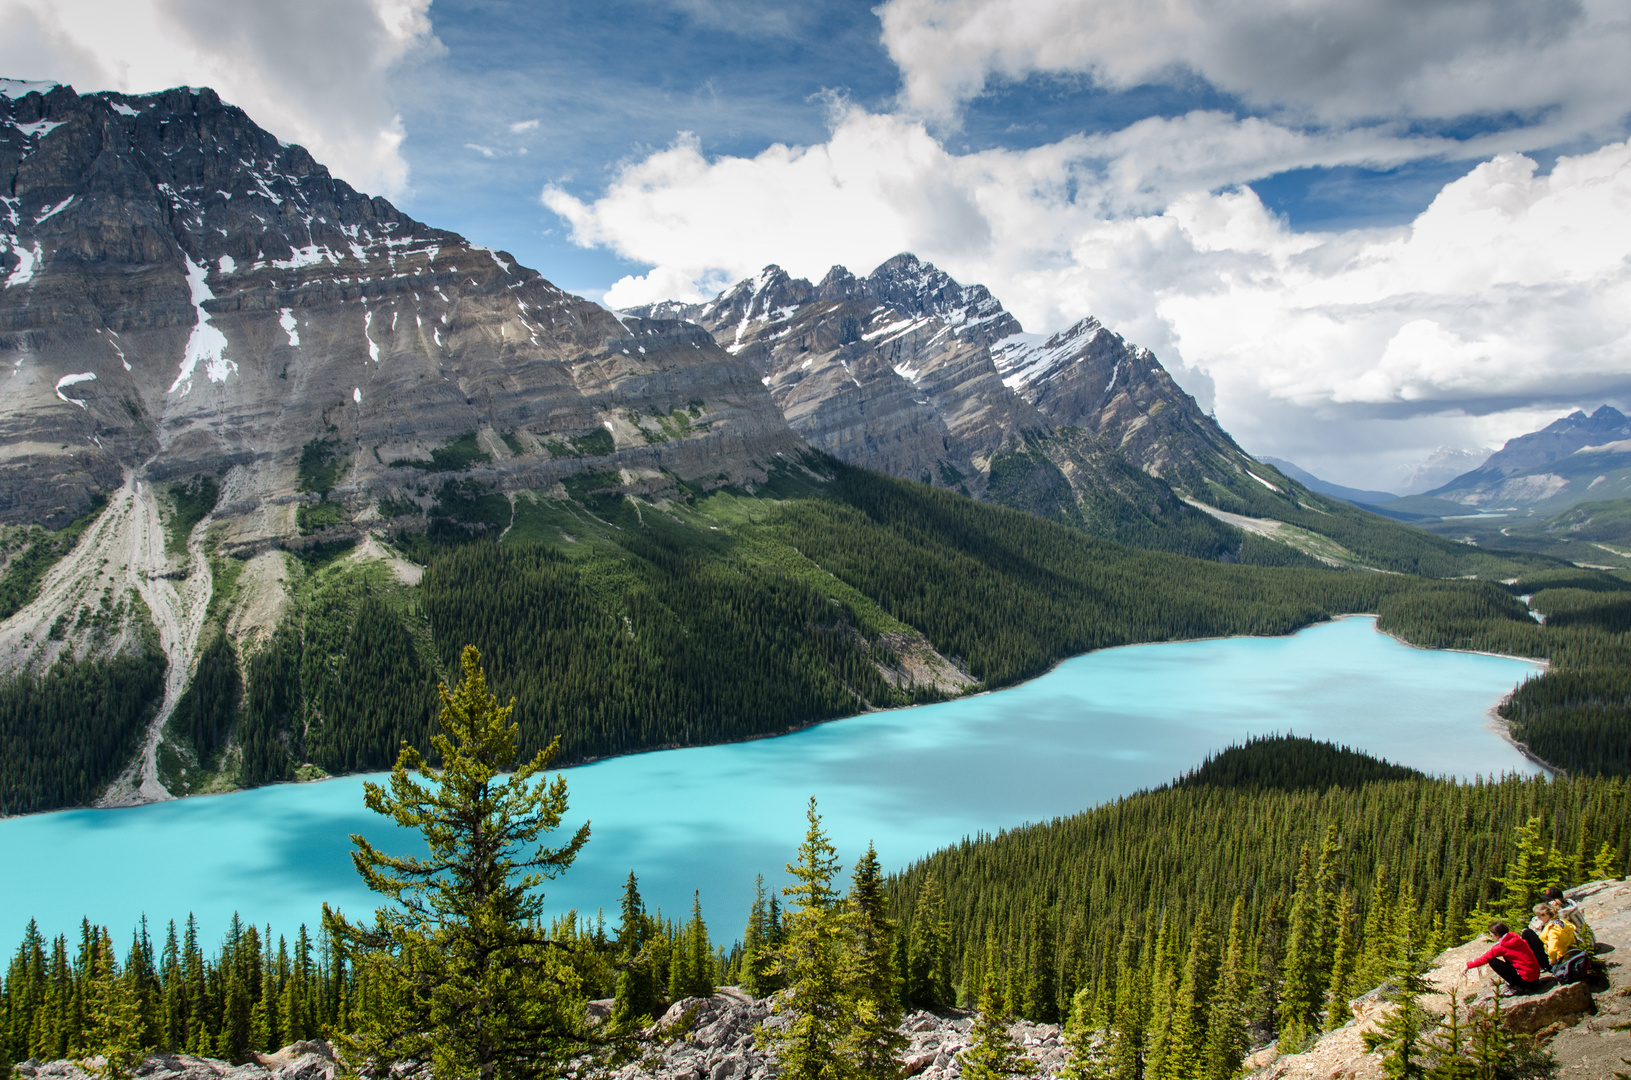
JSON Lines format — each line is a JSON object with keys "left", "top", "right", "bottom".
{"left": 1154, "top": 910, "right": 1216, "bottom": 1080}
{"left": 842, "top": 844, "right": 905, "bottom": 1080}
{"left": 1105, "top": 921, "right": 1144, "bottom": 1080}
{"left": 83, "top": 939, "right": 147, "bottom": 1080}
{"left": 683, "top": 893, "right": 714, "bottom": 1000}
{"left": 611, "top": 873, "right": 659, "bottom": 1027}
{"left": 323, "top": 645, "right": 592, "bottom": 1080}
{"left": 959, "top": 973, "right": 1036, "bottom": 1080}
{"left": 740, "top": 875, "right": 780, "bottom": 997}
{"left": 1202, "top": 898, "right": 1249, "bottom": 1080}
{"left": 757, "top": 798, "right": 849, "bottom": 1080}
{"left": 905, "top": 874, "right": 952, "bottom": 1009}
{"left": 1277, "top": 845, "right": 1323, "bottom": 1048}
{"left": 1057, "top": 986, "right": 1106, "bottom": 1080}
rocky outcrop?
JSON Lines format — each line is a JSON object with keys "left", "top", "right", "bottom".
{"left": 1251, "top": 878, "right": 1630, "bottom": 1080}
{"left": 0, "top": 80, "right": 803, "bottom": 540}
{"left": 12, "top": 1041, "right": 338, "bottom": 1080}
{"left": 11, "top": 999, "right": 1077, "bottom": 1080}
{"left": 600, "top": 990, "right": 1075, "bottom": 1080}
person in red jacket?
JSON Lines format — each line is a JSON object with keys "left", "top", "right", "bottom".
{"left": 1466, "top": 921, "right": 1547, "bottom": 994}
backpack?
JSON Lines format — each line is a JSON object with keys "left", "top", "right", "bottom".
{"left": 1550, "top": 949, "right": 1591, "bottom": 984}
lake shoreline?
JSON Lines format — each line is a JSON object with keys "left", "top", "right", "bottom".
{"left": 0, "top": 615, "right": 1546, "bottom": 944}
{"left": 2, "top": 613, "right": 1550, "bottom": 823}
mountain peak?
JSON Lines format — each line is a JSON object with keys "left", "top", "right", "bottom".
{"left": 1431, "top": 404, "right": 1631, "bottom": 495}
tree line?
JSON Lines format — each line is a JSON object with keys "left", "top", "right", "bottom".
{"left": 879, "top": 738, "right": 1624, "bottom": 1069}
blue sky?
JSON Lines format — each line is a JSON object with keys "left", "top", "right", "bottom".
{"left": 5, "top": 0, "right": 1631, "bottom": 488}
{"left": 393, "top": 0, "right": 900, "bottom": 296}
{"left": 391, "top": 0, "right": 1546, "bottom": 301}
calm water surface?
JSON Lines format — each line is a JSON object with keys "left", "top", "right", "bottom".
{"left": 0, "top": 617, "right": 1541, "bottom": 944}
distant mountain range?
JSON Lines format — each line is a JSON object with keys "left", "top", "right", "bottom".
{"left": 1257, "top": 457, "right": 1397, "bottom": 506}
{"left": 1374, "top": 406, "right": 1631, "bottom": 520}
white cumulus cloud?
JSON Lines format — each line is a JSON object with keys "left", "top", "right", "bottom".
{"left": 545, "top": 105, "right": 1631, "bottom": 485}
{"left": 875, "top": 0, "right": 1631, "bottom": 151}
{"left": 0, "top": 0, "right": 439, "bottom": 198}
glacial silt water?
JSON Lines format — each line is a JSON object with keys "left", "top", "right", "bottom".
{"left": 0, "top": 617, "right": 1540, "bottom": 943}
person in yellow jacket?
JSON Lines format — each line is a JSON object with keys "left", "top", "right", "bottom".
{"left": 1534, "top": 902, "right": 1577, "bottom": 963}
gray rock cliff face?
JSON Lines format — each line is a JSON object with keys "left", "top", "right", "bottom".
{"left": 993, "top": 317, "right": 1251, "bottom": 487}
{"left": 629, "top": 257, "right": 1258, "bottom": 504}
{"left": 0, "top": 80, "right": 802, "bottom": 542}
{"left": 635, "top": 257, "right": 1039, "bottom": 495}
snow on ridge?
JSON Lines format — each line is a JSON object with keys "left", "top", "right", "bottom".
{"left": 168, "top": 255, "right": 236, "bottom": 394}
{"left": 862, "top": 317, "right": 922, "bottom": 342}
{"left": 992, "top": 318, "right": 1107, "bottom": 389}
{"left": 1, "top": 79, "right": 57, "bottom": 100}
{"left": 109, "top": 102, "right": 140, "bottom": 117}
{"left": 54, "top": 372, "right": 96, "bottom": 407}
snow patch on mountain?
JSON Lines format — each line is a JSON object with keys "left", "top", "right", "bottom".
{"left": 278, "top": 308, "right": 300, "bottom": 347}
{"left": 54, "top": 373, "right": 95, "bottom": 407}
{"left": 169, "top": 256, "right": 235, "bottom": 394}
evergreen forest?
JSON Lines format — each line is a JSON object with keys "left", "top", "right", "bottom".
{"left": 6, "top": 452, "right": 1631, "bottom": 816}
{"left": 2, "top": 738, "right": 1621, "bottom": 1079}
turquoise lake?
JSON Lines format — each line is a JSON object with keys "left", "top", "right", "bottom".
{"left": 0, "top": 617, "right": 1542, "bottom": 946}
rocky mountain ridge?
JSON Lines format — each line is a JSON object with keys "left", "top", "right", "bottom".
{"left": 626, "top": 257, "right": 1264, "bottom": 555}
{"left": 0, "top": 77, "right": 808, "bottom": 803}
{"left": 0, "top": 78, "right": 801, "bottom": 541}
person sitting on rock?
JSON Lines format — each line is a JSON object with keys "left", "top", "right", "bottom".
{"left": 1543, "top": 887, "right": 1594, "bottom": 949}
{"left": 1466, "top": 921, "right": 1545, "bottom": 994}
{"left": 1520, "top": 906, "right": 1552, "bottom": 971}
{"left": 1536, "top": 902, "right": 1577, "bottom": 963}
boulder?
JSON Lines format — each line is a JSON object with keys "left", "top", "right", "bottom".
{"left": 1499, "top": 979, "right": 1593, "bottom": 1035}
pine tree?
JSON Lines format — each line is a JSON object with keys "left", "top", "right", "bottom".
{"left": 959, "top": 973, "right": 1036, "bottom": 1080}
{"left": 1141, "top": 913, "right": 1177, "bottom": 1080}
{"left": 905, "top": 874, "right": 952, "bottom": 1009}
{"left": 1419, "top": 991, "right": 1478, "bottom": 1080}
{"left": 1202, "top": 897, "right": 1250, "bottom": 1080}
{"left": 1105, "top": 920, "right": 1143, "bottom": 1080}
{"left": 1022, "top": 906, "right": 1058, "bottom": 1023}
{"left": 666, "top": 920, "right": 691, "bottom": 1004}
{"left": 323, "top": 645, "right": 593, "bottom": 1080}
{"left": 1362, "top": 959, "right": 1432, "bottom": 1080}
{"left": 1486, "top": 817, "right": 1562, "bottom": 925}
{"left": 1155, "top": 910, "right": 1216, "bottom": 1080}
{"left": 1058, "top": 985, "right": 1106, "bottom": 1080}
{"left": 757, "top": 798, "right": 849, "bottom": 1080}
{"left": 1324, "top": 886, "right": 1356, "bottom": 1032}
{"left": 1591, "top": 841, "right": 1621, "bottom": 882}
{"left": 1278, "top": 845, "right": 1323, "bottom": 1048}
{"left": 611, "top": 872, "right": 659, "bottom": 1027}
{"left": 842, "top": 843, "right": 906, "bottom": 1080}
{"left": 740, "top": 875, "right": 772, "bottom": 997}
{"left": 684, "top": 892, "right": 714, "bottom": 999}
{"left": 83, "top": 942, "right": 148, "bottom": 1080}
